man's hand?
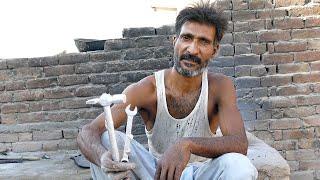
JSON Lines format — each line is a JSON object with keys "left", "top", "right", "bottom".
{"left": 100, "top": 151, "right": 136, "bottom": 180}
{"left": 154, "top": 140, "right": 191, "bottom": 180}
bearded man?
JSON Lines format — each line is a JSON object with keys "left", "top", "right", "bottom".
{"left": 77, "top": 1, "right": 258, "bottom": 180}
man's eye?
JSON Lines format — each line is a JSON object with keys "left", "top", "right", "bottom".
{"left": 181, "top": 35, "right": 191, "bottom": 41}
{"left": 200, "top": 39, "right": 210, "bottom": 45}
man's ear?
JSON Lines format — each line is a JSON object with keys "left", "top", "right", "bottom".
{"left": 213, "top": 44, "right": 220, "bottom": 56}
{"left": 172, "top": 36, "right": 177, "bottom": 46}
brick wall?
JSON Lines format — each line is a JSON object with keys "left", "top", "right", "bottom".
{"left": 0, "top": 0, "right": 319, "bottom": 179}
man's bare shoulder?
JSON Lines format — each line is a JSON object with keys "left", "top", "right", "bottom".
{"left": 207, "top": 72, "right": 234, "bottom": 89}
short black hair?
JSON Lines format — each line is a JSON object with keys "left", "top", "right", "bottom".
{"left": 175, "top": 0, "right": 228, "bottom": 44}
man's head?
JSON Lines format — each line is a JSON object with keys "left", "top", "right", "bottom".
{"left": 173, "top": 1, "right": 228, "bottom": 77}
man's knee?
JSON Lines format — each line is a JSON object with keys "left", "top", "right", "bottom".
{"left": 101, "top": 131, "right": 126, "bottom": 150}
{"left": 214, "top": 153, "right": 258, "bottom": 179}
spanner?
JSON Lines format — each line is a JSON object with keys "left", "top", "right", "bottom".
{"left": 121, "top": 104, "right": 137, "bottom": 162}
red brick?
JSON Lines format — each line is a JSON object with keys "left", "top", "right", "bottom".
{"left": 258, "top": 30, "right": 291, "bottom": 42}
{"left": 58, "top": 74, "right": 89, "bottom": 86}
{"left": 5, "top": 81, "right": 26, "bottom": 91}
{"left": 16, "top": 112, "right": 45, "bottom": 123}
{"left": 262, "top": 96, "right": 297, "bottom": 109}
{"left": 251, "top": 43, "right": 267, "bottom": 54}
{"left": 294, "top": 51, "right": 320, "bottom": 62}
{"left": 274, "top": 41, "right": 307, "bottom": 53}
{"left": 274, "top": 0, "right": 305, "bottom": 7}
{"left": 0, "top": 133, "right": 19, "bottom": 143}
{"left": 296, "top": 95, "right": 320, "bottom": 105}
{"left": 292, "top": 28, "right": 320, "bottom": 39}
{"left": 29, "top": 100, "right": 60, "bottom": 112}
{"left": 283, "top": 106, "right": 316, "bottom": 118}
{"left": 273, "top": 140, "right": 297, "bottom": 150}
{"left": 306, "top": 17, "right": 320, "bottom": 28}
{"left": 308, "top": 39, "right": 320, "bottom": 50}
{"left": 274, "top": 130, "right": 283, "bottom": 140}
{"left": 234, "top": 32, "right": 257, "bottom": 43}
{"left": 0, "top": 92, "right": 12, "bottom": 103}
{"left": 273, "top": 18, "right": 304, "bottom": 29}
{"left": 267, "top": 43, "right": 274, "bottom": 54}
{"left": 310, "top": 61, "right": 320, "bottom": 71}
{"left": 302, "top": 115, "right": 320, "bottom": 127}
{"left": 300, "top": 160, "right": 320, "bottom": 170}
{"left": 13, "top": 90, "right": 44, "bottom": 102}
{"left": 270, "top": 118, "right": 303, "bottom": 130}
{"left": 278, "top": 63, "right": 309, "bottom": 74}
{"left": 293, "top": 72, "right": 320, "bottom": 83}
{"left": 0, "top": 114, "right": 16, "bottom": 124}
{"left": 26, "top": 77, "right": 57, "bottom": 89}
{"left": 282, "top": 128, "right": 315, "bottom": 139}
{"left": 298, "top": 139, "right": 318, "bottom": 149}
{"left": 44, "top": 88, "right": 73, "bottom": 99}
{"left": 232, "top": 10, "right": 256, "bottom": 21}
{"left": 14, "top": 67, "right": 42, "bottom": 79}
{"left": 276, "top": 85, "right": 312, "bottom": 96}
{"left": 1, "top": 103, "right": 29, "bottom": 114}
{"left": 262, "top": 53, "right": 293, "bottom": 65}
{"left": 248, "top": 20, "right": 265, "bottom": 31}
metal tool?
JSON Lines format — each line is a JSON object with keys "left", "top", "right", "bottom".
{"left": 121, "top": 104, "right": 137, "bottom": 162}
{"left": 86, "top": 93, "right": 126, "bottom": 162}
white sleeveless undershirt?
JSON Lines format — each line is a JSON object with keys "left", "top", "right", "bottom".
{"left": 145, "top": 69, "right": 216, "bottom": 163}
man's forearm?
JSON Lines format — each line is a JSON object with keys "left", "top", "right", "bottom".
{"left": 77, "top": 125, "right": 106, "bottom": 166}
{"left": 182, "top": 134, "right": 248, "bottom": 158}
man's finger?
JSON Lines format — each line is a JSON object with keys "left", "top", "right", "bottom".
{"left": 109, "top": 170, "right": 130, "bottom": 180}
{"left": 159, "top": 166, "right": 168, "bottom": 180}
{"left": 174, "top": 166, "right": 183, "bottom": 180}
{"left": 154, "top": 164, "right": 161, "bottom": 180}
{"left": 103, "top": 162, "right": 136, "bottom": 172}
{"left": 167, "top": 166, "right": 175, "bottom": 180}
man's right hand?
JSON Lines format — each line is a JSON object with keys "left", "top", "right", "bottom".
{"left": 100, "top": 151, "right": 136, "bottom": 179}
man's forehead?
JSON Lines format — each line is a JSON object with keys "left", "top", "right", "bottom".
{"left": 179, "top": 21, "right": 216, "bottom": 40}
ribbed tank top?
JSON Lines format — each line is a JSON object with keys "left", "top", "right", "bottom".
{"left": 145, "top": 69, "right": 216, "bottom": 163}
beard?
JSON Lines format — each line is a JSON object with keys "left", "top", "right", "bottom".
{"left": 173, "top": 53, "right": 209, "bottom": 77}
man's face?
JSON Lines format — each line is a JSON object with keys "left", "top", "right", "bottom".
{"left": 173, "top": 21, "right": 218, "bottom": 77}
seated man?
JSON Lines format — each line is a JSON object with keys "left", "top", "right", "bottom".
{"left": 77, "top": 1, "right": 258, "bottom": 179}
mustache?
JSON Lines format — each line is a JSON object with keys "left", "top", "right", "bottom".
{"left": 179, "top": 53, "right": 201, "bottom": 65}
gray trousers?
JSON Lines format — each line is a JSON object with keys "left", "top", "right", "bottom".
{"left": 90, "top": 131, "right": 258, "bottom": 180}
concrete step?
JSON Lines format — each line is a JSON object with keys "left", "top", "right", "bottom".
{"left": 0, "top": 150, "right": 91, "bottom": 180}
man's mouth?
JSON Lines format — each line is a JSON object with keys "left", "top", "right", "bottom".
{"left": 181, "top": 60, "right": 197, "bottom": 68}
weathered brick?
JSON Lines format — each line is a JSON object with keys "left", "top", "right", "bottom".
{"left": 282, "top": 128, "right": 315, "bottom": 140}
{"left": 308, "top": 39, "right": 320, "bottom": 50}
{"left": 248, "top": 0, "right": 266, "bottom": 9}
{"left": 58, "top": 139, "right": 78, "bottom": 150}
{"left": 0, "top": 114, "right": 16, "bottom": 124}
{"left": 26, "top": 77, "right": 57, "bottom": 89}
{"left": 58, "top": 74, "right": 89, "bottom": 86}
{"left": 289, "top": 6, "right": 320, "bottom": 17}
{"left": 13, "top": 90, "right": 44, "bottom": 102}
{"left": 249, "top": 20, "right": 265, "bottom": 31}
{"left": 284, "top": 106, "right": 316, "bottom": 118}
{"left": 290, "top": 170, "right": 315, "bottom": 180}
{"left": 240, "top": 110, "right": 256, "bottom": 121}
{"left": 16, "top": 112, "right": 45, "bottom": 123}
{"left": 273, "top": 17, "right": 304, "bottom": 29}
{"left": 46, "top": 111, "right": 79, "bottom": 122}
{"left": 12, "top": 141, "right": 42, "bottom": 152}
{"left": 58, "top": 53, "right": 89, "bottom": 65}
{"left": 287, "top": 161, "right": 299, "bottom": 171}
{"left": 14, "top": 67, "right": 43, "bottom": 79}
{"left": 18, "top": 133, "right": 32, "bottom": 141}
{"left": 293, "top": 72, "right": 320, "bottom": 83}
{"left": 300, "top": 160, "right": 320, "bottom": 170}
{"left": 262, "top": 53, "right": 293, "bottom": 65}
{"left": 124, "top": 46, "right": 171, "bottom": 60}
{"left": 78, "top": 108, "right": 102, "bottom": 119}
{"left": 135, "top": 35, "right": 171, "bottom": 48}
{"left": 256, "top": 9, "right": 287, "bottom": 19}
{"left": 235, "top": 65, "right": 251, "bottom": 77}
{"left": 220, "top": 33, "right": 233, "bottom": 44}
{"left": 211, "top": 56, "right": 234, "bottom": 67}
{"left": 296, "top": 95, "right": 320, "bottom": 105}
{"left": 235, "top": 43, "right": 251, "bottom": 55}
{"left": 43, "top": 88, "right": 73, "bottom": 99}
{"left": 253, "top": 131, "right": 273, "bottom": 141}
{"left": 75, "top": 62, "right": 106, "bottom": 74}
{"left": 0, "top": 60, "right": 7, "bottom": 70}
{"left": 258, "top": 30, "right": 291, "bottom": 42}
{"left": 274, "top": 130, "right": 283, "bottom": 141}
{"left": 231, "top": 0, "right": 248, "bottom": 10}
{"left": 270, "top": 118, "right": 303, "bottom": 130}
{"left": 251, "top": 43, "right": 267, "bottom": 55}
{"left": 219, "top": 44, "right": 234, "bottom": 56}
{"left": 0, "top": 133, "right": 18, "bottom": 142}
{"left": 62, "top": 129, "right": 79, "bottom": 139}
{"left": 236, "top": 88, "right": 251, "bottom": 98}
{"left": 74, "top": 85, "right": 108, "bottom": 97}
{"left": 234, "top": 32, "right": 257, "bottom": 43}
{"left": 302, "top": 115, "right": 320, "bottom": 127}
{"left": 104, "top": 38, "right": 135, "bottom": 51}
{"left": 90, "top": 51, "right": 123, "bottom": 62}
{"left": 121, "top": 71, "right": 153, "bottom": 82}
{"left": 33, "top": 130, "right": 62, "bottom": 141}
{"left": 28, "top": 56, "right": 59, "bottom": 67}
{"left": 232, "top": 10, "right": 257, "bottom": 21}
{"left": 237, "top": 99, "right": 260, "bottom": 110}
{"left": 251, "top": 66, "right": 267, "bottom": 77}
{"left": 233, "top": 22, "right": 249, "bottom": 32}
{"left": 292, "top": 28, "right": 320, "bottom": 39}
{"left": 29, "top": 100, "right": 60, "bottom": 111}
{"left": 123, "top": 27, "right": 155, "bottom": 38}
{"left": 276, "top": 85, "right": 312, "bottom": 96}
{"left": 156, "top": 25, "right": 175, "bottom": 35}
{"left": 6, "top": 58, "right": 29, "bottom": 69}
{"left": 299, "top": 139, "right": 320, "bottom": 149}
{"left": 0, "top": 70, "right": 12, "bottom": 81}
{"left": 1, "top": 103, "right": 29, "bottom": 114}
{"left": 268, "top": 87, "right": 278, "bottom": 97}
{"left": 215, "top": 0, "right": 232, "bottom": 10}
{"left": 234, "top": 54, "right": 260, "bottom": 65}
{"left": 59, "top": 98, "right": 88, "bottom": 109}
{"left": 273, "top": 140, "right": 297, "bottom": 151}
{"left": 278, "top": 63, "right": 309, "bottom": 74}
{"left": 274, "top": 41, "right": 307, "bottom": 53}
{"left": 44, "top": 65, "right": 74, "bottom": 76}
{"left": 306, "top": 17, "right": 320, "bottom": 28}
{"left": 275, "top": 0, "right": 305, "bottom": 7}
{"left": 261, "top": 75, "right": 292, "bottom": 87}
{"left": 253, "top": 120, "right": 270, "bottom": 130}
{"left": 310, "top": 61, "right": 320, "bottom": 71}
{"left": 108, "top": 82, "right": 133, "bottom": 94}
{"left": 42, "top": 140, "right": 59, "bottom": 151}
{"left": 252, "top": 87, "right": 268, "bottom": 97}
{"left": 89, "top": 73, "right": 121, "bottom": 84}
{"left": 267, "top": 43, "right": 274, "bottom": 54}
{"left": 0, "top": 92, "right": 12, "bottom": 103}
{"left": 235, "top": 77, "right": 260, "bottom": 88}
{"left": 262, "top": 96, "right": 297, "bottom": 109}
{"left": 294, "top": 51, "right": 320, "bottom": 62}
{"left": 5, "top": 81, "right": 26, "bottom": 91}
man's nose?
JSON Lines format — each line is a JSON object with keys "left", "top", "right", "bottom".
{"left": 187, "top": 41, "right": 200, "bottom": 55}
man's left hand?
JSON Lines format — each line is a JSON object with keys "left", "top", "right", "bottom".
{"left": 154, "top": 140, "right": 191, "bottom": 180}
